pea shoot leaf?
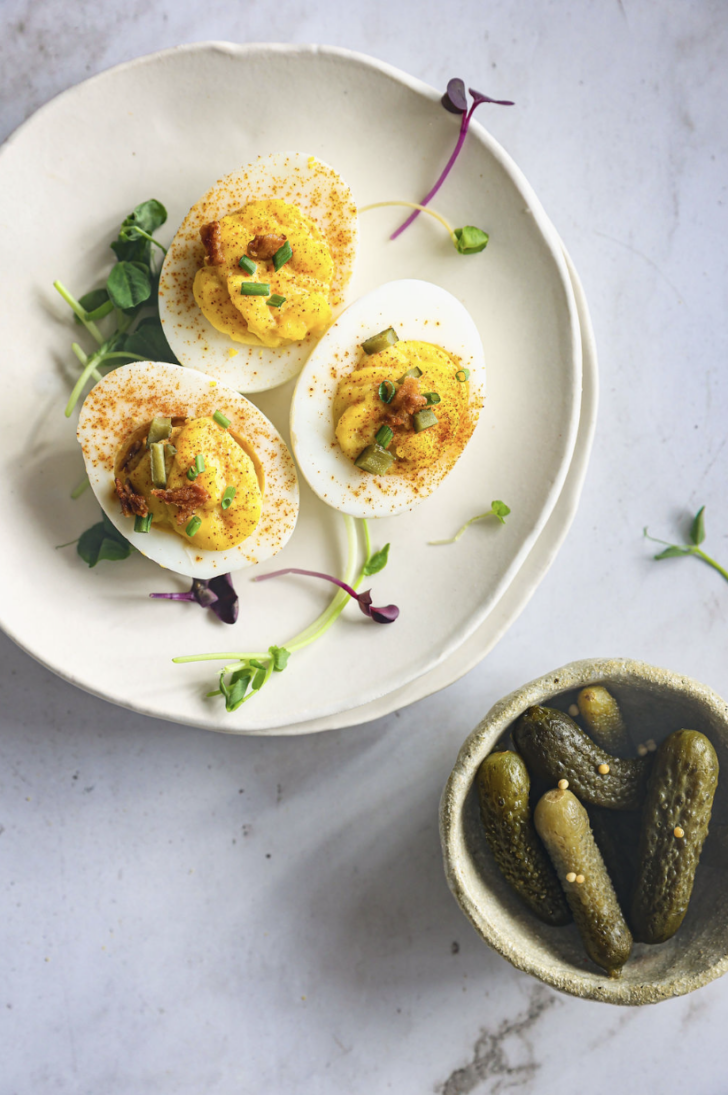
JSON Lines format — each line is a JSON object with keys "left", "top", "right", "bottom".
{"left": 74, "top": 288, "right": 114, "bottom": 324}
{"left": 121, "top": 316, "right": 177, "bottom": 363}
{"left": 122, "top": 199, "right": 167, "bottom": 236}
{"left": 107, "top": 261, "right": 152, "bottom": 310}
{"left": 269, "top": 646, "right": 290, "bottom": 672}
{"left": 77, "top": 512, "right": 132, "bottom": 567}
{"left": 690, "top": 505, "right": 706, "bottom": 546}
{"left": 363, "top": 543, "right": 390, "bottom": 575}
{"left": 453, "top": 226, "right": 489, "bottom": 255}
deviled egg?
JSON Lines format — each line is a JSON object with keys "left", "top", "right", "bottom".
{"left": 290, "top": 280, "right": 485, "bottom": 518}
{"left": 78, "top": 361, "right": 299, "bottom": 579}
{"left": 159, "top": 152, "right": 358, "bottom": 393}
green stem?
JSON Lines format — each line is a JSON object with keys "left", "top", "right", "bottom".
{"left": 120, "top": 227, "right": 168, "bottom": 255}
{"left": 53, "top": 281, "right": 104, "bottom": 344}
{"left": 65, "top": 349, "right": 106, "bottom": 416}
{"left": 358, "top": 200, "right": 457, "bottom": 245}
{"left": 71, "top": 343, "right": 103, "bottom": 384}
{"left": 693, "top": 548, "right": 728, "bottom": 584}
{"left": 70, "top": 475, "right": 90, "bottom": 500}
{"left": 173, "top": 517, "right": 374, "bottom": 666}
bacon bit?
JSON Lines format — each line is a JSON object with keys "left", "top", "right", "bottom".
{"left": 114, "top": 477, "right": 148, "bottom": 518}
{"left": 200, "top": 221, "right": 225, "bottom": 266}
{"left": 247, "top": 233, "right": 287, "bottom": 261}
{"left": 384, "top": 375, "right": 428, "bottom": 429}
{"left": 151, "top": 482, "right": 210, "bottom": 524}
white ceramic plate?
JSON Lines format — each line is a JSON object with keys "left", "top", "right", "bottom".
{"left": 0, "top": 43, "right": 582, "bottom": 733}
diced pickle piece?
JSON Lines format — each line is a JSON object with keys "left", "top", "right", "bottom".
{"left": 361, "top": 327, "right": 399, "bottom": 355}
{"left": 355, "top": 443, "right": 394, "bottom": 475}
{"left": 146, "top": 416, "right": 172, "bottom": 447}
{"left": 150, "top": 442, "right": 167, "bottom": 488}
{"left": 413, "top": 408, "right": 438, "bottom": 433}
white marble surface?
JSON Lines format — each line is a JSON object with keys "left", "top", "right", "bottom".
{"left": 1, "top": 2, "right": 728, "bottom": 1092}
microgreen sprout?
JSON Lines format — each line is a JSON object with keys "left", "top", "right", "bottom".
{"left": 429, "top": 500, "right": 511, "bottom": 546}
{"left": 358, "top": 200, "right": 489, "bottom": 256}
{"left": 150, "top": 574, "right": 239, "bottom": 625}
{"left": 644, "top": 506, "right": 728, "bottom": 585}
{"left": 54, "top": 199, "right": 177, "bottom": 418}
{"left": 388, "top": 78, "right": 513, "bottom": 242}
{"left": 173, "top": 518, "right": 396, "bottom": 712}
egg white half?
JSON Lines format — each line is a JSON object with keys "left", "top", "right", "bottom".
{"left": 158, "top": 152, "right": 358, "bottom": 393}
{"left": 289, "top": 280, "right": 486, "bottom": 519}
{"left": 78, "top": 361, "right": 299, "bottom": 579}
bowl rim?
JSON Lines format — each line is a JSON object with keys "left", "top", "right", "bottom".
{"left": 439, "top": 656, "right": 728, "bottom": 1005}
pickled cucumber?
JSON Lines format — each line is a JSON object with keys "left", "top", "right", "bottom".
{"left": 631, "top": 729, "right": 719, "bottom": 944}
{"left": 476, "top": 751, "right": 571, "bottom": 926}
{"left": 577, "top": 686, "right": 631, "bottom": 755}
{"left": 513, "top": 705, "right": 652, "bottom": 811}
{"left": 534, "top": 788, "right": 633, "bottom": 977}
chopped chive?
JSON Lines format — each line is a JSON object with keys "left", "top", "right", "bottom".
{"left": 272, "top": 240, "right": 293, "bottom": 271}
{"left": 424, "top": 392, "right": 441, "bottom": 405}
{"left": 186, "top": 516, "right": 202, "bottom": 538}
{"left": 378, "top": 380, "right": 396, "bottom": 404}
{"left": 213, "top": 410, "right": 230, "bottom": 429}
{"left": 375, "top": 425, "right": 394, "bottom": 449}
{"left": 187, "top": 466, "right": 198, "bottom": 481}
{"left": 134, "top": 514, "right": 153, "bottom": 534}
{"left": 240, "top": 282, "right": 270, "bottom": 296}
{"left": 456, "top": 368, "right": 470, "bottom": 383}
{"left": 238, "top": 255, "right": 256, "bottom": 275}
{"left": 221, "top": 486, "right": 237, "bottom": 510}
{"left": 195, "top": 453, "right": 205, "bottom": 474}
{"left": 267, "top": 294, "right": 286, "bottom": 308}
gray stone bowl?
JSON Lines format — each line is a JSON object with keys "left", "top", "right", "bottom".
{"left": 440, "top": 658, "right": 728, "bottom": 1005}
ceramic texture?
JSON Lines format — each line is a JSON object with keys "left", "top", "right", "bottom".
{"left": 440, "top": 658, "right": 728, "bottom": 1005}
{"left": 0, "top": 42, "right": 582, "bottom": 733}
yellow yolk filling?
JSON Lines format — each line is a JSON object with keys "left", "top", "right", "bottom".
{"left": 119, "top": 416, "right": 264, "bottom": 551}
{"left": 333, "top": 341, "right": 471, "bottom": 475}
{"left": 193, "top": 199, "right": 334, "bottom": 348}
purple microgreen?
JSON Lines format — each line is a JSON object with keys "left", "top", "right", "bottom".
{"left": 174, "top": 518, "right": 393, "bottom": 713}
{"left": 644, "top": 507, "right": 728, "bottom": 584}
{"left": 391, "top": 79, "right": 514, "bottom": 241}
{"left": 441, "top": 78, "right": 468, "bottom": 114}
{"left": 150, "top": 573, "right": 239, "bottom": 624}
{"left": 254, "top": 567, "right": 399, "bottom": 625}
{"left": 429, "top": 500, "right": 511, "bottom": 546}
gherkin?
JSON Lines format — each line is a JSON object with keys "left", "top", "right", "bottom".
{"left": 632, "top": 729, "right": 719, "bottom": 944}
{"left": 476, "top": 751, "right": 571, "bottom": 926}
